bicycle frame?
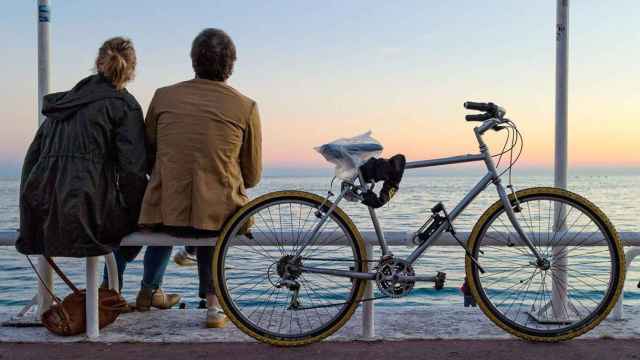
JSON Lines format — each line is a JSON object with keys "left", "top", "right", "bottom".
{"left": 299, "top": 119, "right": 544, "bottom": 281}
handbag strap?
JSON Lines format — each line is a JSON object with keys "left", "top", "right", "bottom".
{"left": 45, "top": 257, "right": 82, "bottom": 295}
{"left": 25, "top": 255, "right": 62, "bottom": 304}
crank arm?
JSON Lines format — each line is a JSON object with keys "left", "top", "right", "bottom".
{"left": 394, "top": 272, "right": 447, "bottom": 290}
{"left": 393, "top": 275, "right": 437, "bottom": 282}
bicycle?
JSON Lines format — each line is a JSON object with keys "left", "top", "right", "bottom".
{"left": 213, "top": 101, "right": 625, "bottom": 346}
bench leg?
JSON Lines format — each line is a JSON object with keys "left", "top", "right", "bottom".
{"left": 36, "top": 255, "right": 53, "bottom": 318}
{"left": 86, "top": 256, "right": 99, "bottom": 338}
{"left": 105, "top": 253, "right": 119, "bottom": 291}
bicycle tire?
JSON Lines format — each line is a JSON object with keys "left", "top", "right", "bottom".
{"left": 213, "top": 190, "right": 368, "bottom": 346}
{"left": 465, "top": 187, "right": 624, "bottom": 341}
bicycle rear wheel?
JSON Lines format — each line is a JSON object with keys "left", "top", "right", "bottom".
{"left": 466, "top": 187, "right": 624, "bottom": 341}
{"left": 213, "top": 191, "right": 368, "bottom": 346}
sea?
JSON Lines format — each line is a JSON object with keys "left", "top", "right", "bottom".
{"left": 1, "top": 173, "right": 639, "bottom": 312}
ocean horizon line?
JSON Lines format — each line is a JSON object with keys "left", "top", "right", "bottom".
{"left": 1, "top": 165, "right": 639, "bottom": 180}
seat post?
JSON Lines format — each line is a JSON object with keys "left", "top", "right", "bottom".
{"left": 359, "top": 173, "right": 391, "bottom": 257}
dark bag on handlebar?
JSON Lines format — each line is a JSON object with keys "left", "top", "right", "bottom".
{"left": 359, "top": 154, "right": 406, "bottom": 208}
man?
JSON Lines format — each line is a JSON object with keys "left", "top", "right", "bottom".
{"left": 139, "top": 28, "right": 262, "bottom": 328}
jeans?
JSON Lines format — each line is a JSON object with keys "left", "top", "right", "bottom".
{"left": 102, "top": 246, "right": 172, "bottom": 291}
{"left": 160, "top": 226, "right": 219, "bottom": 300}
{"left": 182, "top": 246, "right": 213, "bottom": 298}
{"left": 196, "top": 246, "right": 215, "bottom": 299}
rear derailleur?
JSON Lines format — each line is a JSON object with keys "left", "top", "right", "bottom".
{"left": 274, "top": 255, "right": 303, "bottom": 310}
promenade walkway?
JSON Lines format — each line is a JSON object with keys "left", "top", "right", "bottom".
{"left": 2, "top": 340, "right": 640, "bottom": 360}
{"left": 2, "top": 305, "right": 639, "bottom": 343}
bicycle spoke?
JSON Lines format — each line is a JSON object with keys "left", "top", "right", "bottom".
{"left": 220, "top": 196, "right": 362, "bottom": 341}
{"left": 472, "top": 192, "right": 619, "bottom": 337}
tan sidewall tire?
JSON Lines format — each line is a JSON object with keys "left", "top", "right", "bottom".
{"left": 464, "top": 187, "right": 625, "bottom": 342}
{"left": 213, "top": 190, "right": 368, "bottom": 346}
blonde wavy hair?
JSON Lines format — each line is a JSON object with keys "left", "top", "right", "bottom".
{"left": 95, "top": 37, "right": 136, "bottom": 90}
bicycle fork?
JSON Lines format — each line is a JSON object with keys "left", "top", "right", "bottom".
{"left": 478, "top": 128, "right": 546, "bottom": 265}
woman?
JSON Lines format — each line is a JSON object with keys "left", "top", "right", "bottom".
{"left": 18, "top": 37, "right": 149, "bottom": 260}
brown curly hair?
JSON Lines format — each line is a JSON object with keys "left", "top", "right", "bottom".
{"left": 190, "top": 29, "right": 236, "bottom": 81}
{"left": 95, "top": 37, "right": 136, "bottom": 90}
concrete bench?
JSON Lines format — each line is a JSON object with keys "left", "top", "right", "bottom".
{"left": 1, "top": 230, "right": 639, "bottom": 338}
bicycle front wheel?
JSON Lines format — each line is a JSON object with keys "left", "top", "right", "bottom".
{"left": 466, "top": 187, "right": 624, "bottom": 341}
{"left": 213, "top": 191, "right": 368, "bottom": 346}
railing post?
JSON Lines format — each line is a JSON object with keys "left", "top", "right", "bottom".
{"left": 362, "top": 244, "right": 375, "bottom": 339}
{"left": 612, "top": 247, "right": 640, "bottom": 320}
{"left": 86, "top": 256, "right": 100, "bottom": 339}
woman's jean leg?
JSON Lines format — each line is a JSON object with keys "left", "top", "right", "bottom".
{"left": 101, "top": 246, "right": 172, "bottom": 291}
{"left": 102, "top": 246, "right": 142, "bottom": 291}
{"left": 141, "top": 246, "right": 173, "bottom": 290}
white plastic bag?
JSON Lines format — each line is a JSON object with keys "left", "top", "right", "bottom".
{"left": 315, "top": 131, "right": 383, "bottom": 180}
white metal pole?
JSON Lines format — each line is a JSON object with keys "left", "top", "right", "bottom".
{"left": 86, "top": 256, "right": 100, "bottom": 338}
{"left": 362, "top": 245, "right": 375, "bottom": 338}
{"left": 37, "top": 0, "right": 50, "bottom": 125}
{"left": 35, "top": 0, "right": 53, "bottom": 319}
{"left": 552, "top": 0, "right": 569, "bottom": 319}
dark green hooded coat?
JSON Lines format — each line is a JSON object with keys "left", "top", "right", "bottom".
{"left": 16, "top": 74, "right": 148, "bottom": 257}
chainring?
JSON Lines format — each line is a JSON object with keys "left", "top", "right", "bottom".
{"left": 375, "top": 257, "right": 415, "bottom": 298}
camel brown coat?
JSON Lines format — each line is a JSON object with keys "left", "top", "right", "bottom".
{"left": 138, "top": 79, "right": 262, "bottom": 230}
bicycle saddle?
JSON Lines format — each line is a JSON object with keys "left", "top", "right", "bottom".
{"left": 316, "top": 143, "right": 383, "bottom": 163}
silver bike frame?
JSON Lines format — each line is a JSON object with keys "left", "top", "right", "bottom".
{"left": 300, "top": 118, "right": 543, "bottom": 280}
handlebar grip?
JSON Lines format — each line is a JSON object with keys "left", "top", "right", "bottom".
{"left": 465, "top": 113, "right": 493, "bottom": 122}
{"left": 464, "top": 101, "right": 491, "bottom": 112}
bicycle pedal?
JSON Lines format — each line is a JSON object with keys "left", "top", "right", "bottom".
{"left": 434, "top": 272, "right": 446, "bottom": 290}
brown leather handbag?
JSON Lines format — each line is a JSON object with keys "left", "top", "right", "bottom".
{"left": 29, "top": 257, "right": 128, "bottom": 336}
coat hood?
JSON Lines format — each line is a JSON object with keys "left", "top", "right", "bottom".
{"left": 41, "top": 74, "right": 124, "bottom": 121}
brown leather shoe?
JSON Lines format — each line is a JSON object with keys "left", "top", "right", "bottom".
{"left": 136, "top": 288, "right": 181, "bottom": 311}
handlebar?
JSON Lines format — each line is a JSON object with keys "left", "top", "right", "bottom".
{"left": 464, "top": 101, "right": 506, "bottom": 121}
{"left": 465, "top": 113, "right": 493, "bottom": 122}
{"left": 464, "top": 101, "right": 493, "bottom": 112}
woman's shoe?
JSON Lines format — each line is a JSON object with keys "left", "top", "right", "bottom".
{"left": 206, "top": 307, "right": 229, "bottom": 328}
{"left": 173, "top": 249, "right": 197, "bottom": 267}
{"left": 136, "top": 288, "right": 181, "bottom": 311}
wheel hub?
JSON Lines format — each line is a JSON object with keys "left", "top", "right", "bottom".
{"left": 277, "top": 255, "right": 302, "bottom": 280}
{"left": 537, "top": 258, "right": 551, "bottom": 271}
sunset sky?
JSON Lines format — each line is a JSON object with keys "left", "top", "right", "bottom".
{"left": 1, "top": 1, "right": 638, "bottom": 175}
